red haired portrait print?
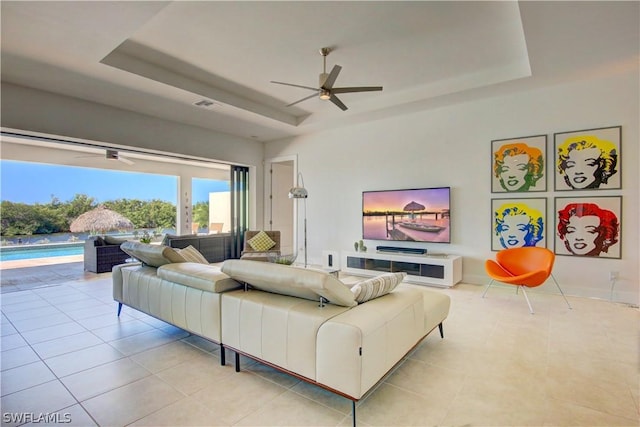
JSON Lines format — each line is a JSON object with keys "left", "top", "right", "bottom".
{"left": 555, "top": 197, "right": 621, "bottom": 258}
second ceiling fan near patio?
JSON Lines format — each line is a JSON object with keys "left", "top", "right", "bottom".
{"left": 271, "top": 47, "right": 383, "bottom": 111}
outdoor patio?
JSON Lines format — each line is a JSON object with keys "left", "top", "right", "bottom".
{"left": 0, "top": 256, "right": 95, "bottom": 293}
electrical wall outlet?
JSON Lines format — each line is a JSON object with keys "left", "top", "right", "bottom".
{"left": 609, "top": 271, "right": 619, "bottom": 281}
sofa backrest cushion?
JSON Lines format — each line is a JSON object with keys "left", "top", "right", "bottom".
{"left": 158, "top": 263, "right": 241, "bottom": 293}
{"left": 221, "top": 260, "right": 357, "bottom": 307}
{"left": 120, "top": 241, "right": 180, "bottom": 267}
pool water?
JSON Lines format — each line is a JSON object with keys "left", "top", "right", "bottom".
{"left": 0, "top": 243, "right": 84, "bottom": 261}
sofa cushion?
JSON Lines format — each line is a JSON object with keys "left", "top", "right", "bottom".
{"left": 351, "top": 272, "right": 406, "bottom": 303}
{"left": 104, "top": 235, "right": 128, "bottom": 245}
{"left": 157, "top": 263, "right": 241, "bottom": 293}
{"left": 247, "top": 231, "right": 276, "bottom": 251}
{"left": 176, "top": 245, "right": 209, "bottom": 264}
{"left": 221, "top": 260, "right": 356, "bottom": 307}
{"left": 120, "top": 241, "right": 177, "bottom": 267}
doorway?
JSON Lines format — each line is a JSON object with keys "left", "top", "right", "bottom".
{"left": 265, "top": 156, "right": 296, "bottom": 256}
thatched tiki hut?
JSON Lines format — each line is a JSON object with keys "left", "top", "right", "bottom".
{"left": 403, "top": 201, "right": 425, "bottom": 220}
{"left": 70, "top": 205, "right": 134, "bottom": 234}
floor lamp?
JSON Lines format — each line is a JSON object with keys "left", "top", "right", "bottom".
{"left": 288, "top": 172, "right": 308, "bottom": 267}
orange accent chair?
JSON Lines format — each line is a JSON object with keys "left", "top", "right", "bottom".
{"left": 483, "top": 247, "right": 572, "bottom": 314}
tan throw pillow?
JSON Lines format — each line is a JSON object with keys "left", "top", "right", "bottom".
{"left": 351, "top": 272, "right": 406, "bottom": 303}
{"left": 177, "top": 245, "right": 209, "bottom": 264}
{"left": 161, "top": 246, "right": 186, "bottom": 263}
{"left": 247, "top": 231, "right": 276, "bottom": 252}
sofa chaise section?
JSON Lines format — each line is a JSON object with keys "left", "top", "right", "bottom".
{"left": 219, "top": 260, "right": 451, "bottom": 403}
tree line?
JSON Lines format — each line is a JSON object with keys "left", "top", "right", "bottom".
{"left": 0, "top": 194, "right": 210, "bottom": 237}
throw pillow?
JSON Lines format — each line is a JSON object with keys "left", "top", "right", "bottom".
{"left": 351, "top": 272, "right": 406, "bottom": 303}
{"left": 177, "top": 245, "right": 209, "bottom": 264}
{"left": 247, "top": 231, "right": 276, "bottom": 252}
{"left": 161, "top": 246, "right": 187, "bottom": 263}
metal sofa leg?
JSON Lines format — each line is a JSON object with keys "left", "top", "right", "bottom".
{"left": 235, "top": 351, "right": 240, "bottom": 372}
{"left": 220, "top": 344, "right": 226, "bottom": 366}
{"left": 438, "top": 323, "right": 444, "bottom": 338}
{"left": 117, "top": 302, "right": 122, "bottom": 317}
{"left": 352, "top": 400, "right": 356, "bottom": 427}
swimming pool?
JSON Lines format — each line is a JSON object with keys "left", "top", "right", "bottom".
{"left": 0, "top": 243, "right": 84, "bottom": 262}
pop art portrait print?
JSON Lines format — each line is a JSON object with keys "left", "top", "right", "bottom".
{"left": 491, "top": 135, "right": 547, "bottom": 193}
{"left": 554, "top": 126, "right": 621, "bottom": 191}
{"left": 491, "top": 198, "right": 547, "bottom": 251}
{"left": 554, "top": 196, "right": 621, "bottom": 259}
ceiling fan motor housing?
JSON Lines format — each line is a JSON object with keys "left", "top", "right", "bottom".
{"left": 106, "top": 149, "right": 118, "bottom": 160}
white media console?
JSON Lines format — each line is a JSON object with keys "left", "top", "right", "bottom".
{"left": 341, "top": 251, "right": 462, "bottom": 288}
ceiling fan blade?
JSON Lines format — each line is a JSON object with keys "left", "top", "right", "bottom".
{"left": 118, "top": 156, "right": 135, "bottom": 165}
{"left": 286, "top": 92, "right": 318, "bottom": 107}
{"left": 321, "top": 65, "right": 342, "bottom": 90}
{"left": 329, "top": 94, "right": 348, "bottom": 111}
{"left": 106, "top": 149, "right": 134, "bottom": 165}
{"left": 271, "top": 81, "right": 319, "bottom": 92}
{"left": 331, "top": 86, "right": 383, "bottom": 94}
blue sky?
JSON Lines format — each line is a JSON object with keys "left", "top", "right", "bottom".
{"left": 1, "top": 160, "right": 228, "bottom": 204}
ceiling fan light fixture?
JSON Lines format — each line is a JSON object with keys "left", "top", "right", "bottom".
{"left": 319, "top": 90, "right": 331, "bottom": 100}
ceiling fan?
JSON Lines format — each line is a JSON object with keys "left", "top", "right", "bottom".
{"left": 271, "top": 47, "right": 383, "bottom": 111}
{"left": 76, "top": 149, "right": 134, "bottom": 165}
{"left": 106, "top": 149, "right": 134, "bottom": 165}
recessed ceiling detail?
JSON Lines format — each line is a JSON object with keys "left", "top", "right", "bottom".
{"left": 97, "top": 1, "right": 531, "bottom": 134}
{"left": 2, "top": 1, "right": 638, "bottom": 142}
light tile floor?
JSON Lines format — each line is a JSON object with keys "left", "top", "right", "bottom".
{"left": 1, "top": 260, "right": 638, "bottom": 426}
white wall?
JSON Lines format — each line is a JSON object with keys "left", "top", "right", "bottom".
{"left": 265, "top": 70, "right": 639, "bottom": 305}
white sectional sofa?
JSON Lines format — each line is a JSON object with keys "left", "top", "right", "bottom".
{"left": 113, "top": 242, "right": 451, "bottom": 424}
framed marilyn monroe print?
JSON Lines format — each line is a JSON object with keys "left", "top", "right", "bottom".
{"left": 491, "top": 135, "right": 547, "bottom": 193}
{"left": 554, "top": 196, "right": 621, "bottom": 259}
{"left": 554, "top": 126, "right": 621, "bottom": 191}
{"left": 491, "top": 198, "right": 547, "bottom": 251}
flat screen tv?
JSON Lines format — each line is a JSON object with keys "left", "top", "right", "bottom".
{"left": 362, "top": 187, "right": 450, "bottom": 243}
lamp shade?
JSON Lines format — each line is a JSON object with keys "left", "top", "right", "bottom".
{"left": 288, "top": 186, "right": 308, "bottom": 199}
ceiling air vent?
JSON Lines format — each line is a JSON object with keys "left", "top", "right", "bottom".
{"left": 194, "top": 99, "right": 215, "bottom": 108}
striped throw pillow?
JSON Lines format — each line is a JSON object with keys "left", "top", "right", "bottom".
{"left": 247, "top": 231, "right": 276, "bottom": 252}
{"left": 351, "top": 272, "right": 406, "bottom": 303}
{"left": 176, "top": 245, "right": 209, "bottom": 264}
